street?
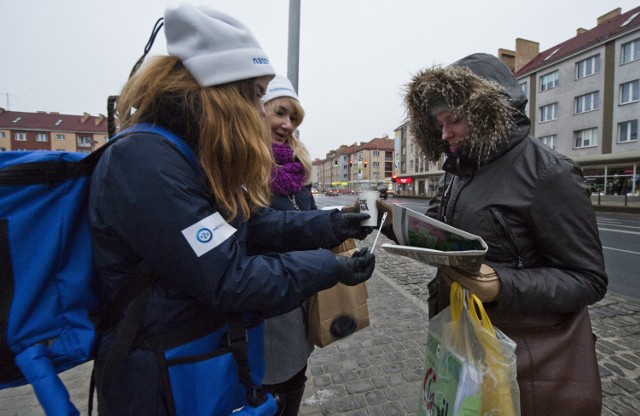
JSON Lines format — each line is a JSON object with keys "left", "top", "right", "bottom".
{"left": 316, "top": 194, "right": 640, "bottom": 301}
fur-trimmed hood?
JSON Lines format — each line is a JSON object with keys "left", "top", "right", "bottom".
{"left": 405, "top": 53, "right": 528, "bottom": 164}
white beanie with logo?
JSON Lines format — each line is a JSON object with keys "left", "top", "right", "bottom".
{"left": 262, "top": 75, "right": 299, "bottom": 103}
{"left": 164, "top": 3, "right": 275, "bottom": 87}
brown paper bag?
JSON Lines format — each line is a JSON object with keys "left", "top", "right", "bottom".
{"left": 307, "top": 239, "right": 370, "bottom": 347}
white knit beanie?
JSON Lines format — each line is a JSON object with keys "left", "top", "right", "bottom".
{"left": 262, "top": 74, "right": 298, "bottom": 103}
{"left": 164, "top": 3, "right": 275, "bottom": 87}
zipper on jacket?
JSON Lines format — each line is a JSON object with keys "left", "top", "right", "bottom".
{"left": 436, "top": 173, "right": 452, "bottom": 222}
{"left": 489, "top": 207, "right": 524, "bottom": 269}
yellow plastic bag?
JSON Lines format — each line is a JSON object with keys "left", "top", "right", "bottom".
{"left": 418, "top": 282, "right": 520, "bottom": 416}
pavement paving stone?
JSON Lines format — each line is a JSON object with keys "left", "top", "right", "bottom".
{"left": 1, "top": 233, "right": 639, "bottom": 415}
{"left": 299, "top": 233, "right": 640, "bottom": 416}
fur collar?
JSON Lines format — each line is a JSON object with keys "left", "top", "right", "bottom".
{"left": 404, "top": 61, "right": 516, "bottom": 164}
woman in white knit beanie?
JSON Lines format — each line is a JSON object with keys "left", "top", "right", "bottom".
{"left": 90, "top": 4, "right": 375, "bottom": 415}
{"left": 261, "top": 75, "right": 314, "bottom": 416}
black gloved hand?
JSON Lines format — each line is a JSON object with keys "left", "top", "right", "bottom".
{"left": 333, "top": 212, "right": 374, "bottom": 241}
{"left": 375, "top": 200, "right": 399, "bottom": 244}
{"left": 336, "top": 247, "right": 376, "bottom": 286}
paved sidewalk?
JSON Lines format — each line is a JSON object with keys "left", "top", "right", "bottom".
{"left": 1, "top": 234, "right": 639, "bottom": 415}
{"left": 299, "top": 234, "right": 640, "bottom": 416}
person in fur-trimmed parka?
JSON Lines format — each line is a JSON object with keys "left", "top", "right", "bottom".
{"left": 404, "top": 53, "right": 608, "bottom": 415}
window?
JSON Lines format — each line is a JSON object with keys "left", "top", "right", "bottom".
{"left": 574, "top": 128, "right": 598, "bottom": 148}
{"left": 35, "top": 133, "right": 48, "bottom": 142}
{"left": 519, "top": 81, "right": 528, "bottom": 93}
{"left": 576, "top": 54, "right": 600, "bottom": 79}
{"left": 621, "top": 38, "right": 640, "bottom": 64}
{"left": 540, "top": 71, "right": 559, "bottom": 91}
{"left": 618, "top": 120, "right": 638, "bottom": 142}
{"left": 56, "top": 134, "right": 65, "bottom": 141}
{"left": 538, "top": 134, "right": 557, "bottom": 149}
{"left": 0, "top": 132, "right": 5, "bottom": 138}
{"left": 372, "top": 161, "right": 380, "bottom": 168}
{"left": 539, "top": 103, "right": 558, "bottom": 122}
{"left": 372, "top": 150, "right": 380, "bottom": 157}
{"left": 77, "top": 136, "right": 93, "bottom": 147}
{"left": 575, "top": 91, "right": 600, "bottom": 113}
{"left": 14, "top": 132, "right": 27, "bottom": 141}
{"left": 620, "top": 80, "right": 639, "bottom": 104}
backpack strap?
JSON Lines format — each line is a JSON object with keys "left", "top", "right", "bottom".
{"left": 225, "top": 314, "right": 270, "bottom": 408}
{"left": 94, "top": 263, "right": 156, "bottom": 408}
{"left": 0, "top": 139, "right": 115, "bottom": 187}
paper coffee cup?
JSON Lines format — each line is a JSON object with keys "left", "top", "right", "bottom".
{"left": 357, "top": 190, "right": 379, "bottom": 226}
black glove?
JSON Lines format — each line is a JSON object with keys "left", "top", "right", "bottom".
{"left": 375, "top": 200, "right": 399, "bottom": 244}
{"left": 336, "top": 247, "right": 376, "bottom": 286}
{"left": 333, "top": 212, "right": 374, "bottom": 241}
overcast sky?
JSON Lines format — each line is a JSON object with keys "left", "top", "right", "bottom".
{"left": 2, "top": 1, "right": 639, "bottom": 160}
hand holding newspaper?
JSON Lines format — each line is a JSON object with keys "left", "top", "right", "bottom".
{"left": 381, "top": 205, "right": 488, "bottom": 274}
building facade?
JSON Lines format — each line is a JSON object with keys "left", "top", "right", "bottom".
{"left": 393, "top": 121, "right": 442, "bottom": 197}
{"left": 514, "top": 6, "right": 640, "bottom": 196}
{"left": 314, "top": 137, "right": 395, "bottom": 193}
{"left": 394, "top": 6, "right": 640, "bottom": 197}
{"left": 0, "top": 109, "right": 109, "bottom": 153}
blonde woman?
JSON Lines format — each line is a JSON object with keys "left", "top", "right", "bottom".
{"left": 261, "top": 75, "right": 315, "bottom": 415}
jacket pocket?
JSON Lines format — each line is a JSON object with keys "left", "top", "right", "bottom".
{"left": 488, "top": 207, "right": 524, "bottom": 269}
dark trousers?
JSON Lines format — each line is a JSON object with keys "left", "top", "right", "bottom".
{"left": 262, "top": 366, "right": 308, "bottom": 416}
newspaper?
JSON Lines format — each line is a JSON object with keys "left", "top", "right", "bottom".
{"left": 381, "top": 204, "right": 488, "bottom": 273}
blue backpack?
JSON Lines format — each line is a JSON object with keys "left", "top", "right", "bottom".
{"left": 0, "top": 124, "right": 277, "bottom": 416}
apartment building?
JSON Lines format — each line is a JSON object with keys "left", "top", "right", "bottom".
{"left": 392, "top": 120, "right": 443, "bottom": 197}
{"left": 315, "top": 136, "right": 394, "bottom": 192}
{"left": 0, "top": 109, "right": 109, "bottom": 153}
{"left": 394, "top": 6, "right": 640, "bottom": 197}
{"left": 515, "top": 6, "right": 640, "bottom": 195}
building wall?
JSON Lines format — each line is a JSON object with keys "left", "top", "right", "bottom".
{"left": 531, "top": 46, "right": 607, "bottom": 158}
{"left": 0, "top": 129, "right": 10, "bottom": 150}
{"left": 524, "top": 30, "right": 640, "bottom": 164}
{"left": 50, "top": 131, "right": 77, "bottom": 152}
{"left": 0, "top": 110, "right": 109, "bottom": 152}
{"left": 613, "top": 31, "right": 640, "bottom": 154}
{"left": 9, "top": 130, "right": 50, "bottom": 151}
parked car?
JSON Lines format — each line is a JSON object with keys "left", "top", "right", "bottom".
{"left": 337, "top": 188, "right": 355, "bottom": 195}
{"left": 311, "top": 188, "right": 318, "bottom": 195}
{"left": 325, "top": 188, "right": 339, "bottom": 196}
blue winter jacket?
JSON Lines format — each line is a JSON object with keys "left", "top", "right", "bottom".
{"left": 88, "top": 129, "right": 343, "bottom": 414}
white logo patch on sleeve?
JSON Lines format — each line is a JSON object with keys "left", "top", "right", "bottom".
{"left": 181, "top": 212, "right": 236, "bottom": 257}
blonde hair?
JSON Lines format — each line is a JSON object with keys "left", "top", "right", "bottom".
{"left": 264, "top": 97, "right": 312, "bottom": 184}
{"left": 116, "top": 55, "right": 273, "bottom": 221}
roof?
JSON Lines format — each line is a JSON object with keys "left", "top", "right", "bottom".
{"left": 516, "top": 6, "right": 640, "bottom": 76}
{"left": 0, "top": 108, "right": 108, "bottom": 134}
{"left": 359, "top": 137, "right": 395, "bottom": 151}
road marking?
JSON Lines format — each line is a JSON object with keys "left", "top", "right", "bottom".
{"left": 598, "top": 227, "right": 640, "bottom": 236}
{"left": 602, "top": 246, "right": 640, "bottom": 255}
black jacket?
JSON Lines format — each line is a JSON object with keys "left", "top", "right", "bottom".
{"left": 411, "top": 53, "right": 607, "bottom": 314}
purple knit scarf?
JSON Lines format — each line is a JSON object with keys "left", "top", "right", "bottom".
{"left": 271, "top": 142, "right": 306, "bottom": 196}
